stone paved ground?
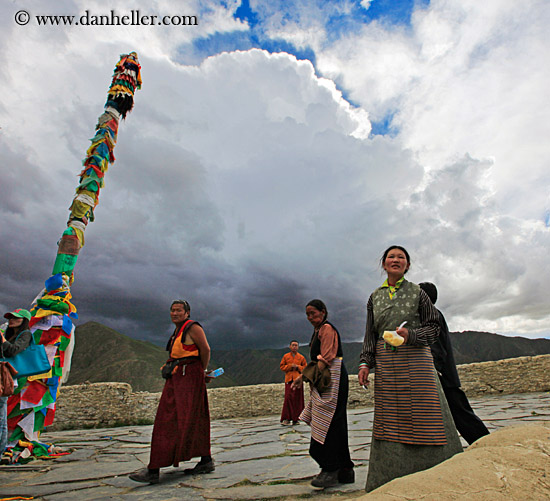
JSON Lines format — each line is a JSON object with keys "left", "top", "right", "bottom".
{"left": 1, "top": 392, "right": 549, "bottom": 500}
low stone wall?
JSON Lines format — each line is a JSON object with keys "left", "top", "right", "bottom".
{"left": 51, "top": 354, "right": 550, "bottom": 431}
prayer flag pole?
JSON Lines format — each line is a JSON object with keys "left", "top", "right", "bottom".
{"left": 5, "top": 52, "right": 142, "bottom": 463}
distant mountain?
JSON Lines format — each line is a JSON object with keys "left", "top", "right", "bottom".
{"left": 66, "top": 321, "right": 550, "bottom": 391}
{"left": 66, "top": 321, "right": 235, "bottom": 391}
{"left": 448, "top": 331, "right": 550, "bottom": 364}
{"left": 66, "top": 322, "right": 167, "bottom": 392}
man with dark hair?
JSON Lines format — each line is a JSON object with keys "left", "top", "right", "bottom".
{"left": 280, "top": 340, "right": 307, "bottom": 425}
{"left": 129, "top": 299, "right": 214, "bottom": 484}
{"left": 419, "top": 282, "right": 490, "bottom": 445}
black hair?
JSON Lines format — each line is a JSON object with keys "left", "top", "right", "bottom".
{"left": 380, "top": 245, "right": 411, "bottom": 273}
{"left": 171, "top": 299, "right": 190, "bottom": 313}
{"left": 306, "top": 299, "right": 328, "bottom": 321}
{"left": 290, "top": 340, "right": 299, "bottom": 345}
{"left": 419, "top": 282, "right": 438, "bottom": 305}
{"left": 4, "top": 317, "right": 30, "bottom": 342}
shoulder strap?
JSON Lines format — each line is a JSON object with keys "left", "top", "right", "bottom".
{"left": 166, "top": 319, "right": 195, "bottom": 352}
{"left": 178, "top": 319, "right": 194, "bottom": 339}
{"left": 1, "top": 329, "right": 32, "bottom": 359}
{"left": 11, "top": 329, "right": 33, "bottom": 344}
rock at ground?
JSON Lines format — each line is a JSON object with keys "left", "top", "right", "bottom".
{"left": 361, "top": 423, "right": 550, "bottom": 500}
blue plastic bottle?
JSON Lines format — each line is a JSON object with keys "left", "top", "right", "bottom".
{"left": 210, "top": 367, "right": 224, "bottom": 378}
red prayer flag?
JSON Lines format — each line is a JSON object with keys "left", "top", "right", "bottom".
{"left": 7, "top": 415, "right": 20, "bottom": 431}
{"left": 21, "top": 381, "right": 48, "bottom": 405}
{"left": 44, "top": 407, "right": 56, "bottom": 427}
{"left": 7, "top": 393, "right": 21, "bottom": 416}
{"left": 37, "top": 327, "right": 63, "bottom": 345}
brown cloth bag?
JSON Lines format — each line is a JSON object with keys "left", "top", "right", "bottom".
{"left": 302, "top": 361, "right": 331, "bottom": 393}
{"left": 0, "top": 361, "right": 17, "bottom": 396}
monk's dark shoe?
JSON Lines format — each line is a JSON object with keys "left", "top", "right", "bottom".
{"left": 129, "top": 468, "right": 160, "bottom": 484}
{"left": 184, "top": 459, "right": 215, "bottom": 475}
{"left": 338, "top": 467, "right": 355, "bottom": 484}
{"left": 311, "top": 469, "right": 338, "bottom": 488}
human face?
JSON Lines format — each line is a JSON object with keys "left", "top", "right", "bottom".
{"left": 383, "top": 248, "right": 410, "bottom": 281}
{"left": 306, "top": 306, "right": 325, "bottom": 328}
{"left": 170, "top": 303, "right": 189, "bottom": 325}
{"left": 290, "top": 342, "right": 299, "bottom": 353}
{"left": 8, "top": 317, "right": 23, "bottom": 328}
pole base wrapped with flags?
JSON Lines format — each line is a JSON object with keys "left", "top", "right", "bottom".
{"left": 3, "top": 52, "right": 141, "bottom": 464}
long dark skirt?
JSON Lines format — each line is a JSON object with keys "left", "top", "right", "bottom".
{"left": 309, "top": 363, "right": 354, "bottom": 472}
{"left": 148, "top": 360, "right": 210, "bottom": 469}
{"left": 281, "top": 382, "right": 305, "bottom": 422}
{"left": 365, "top": 375, "right": 463, "bottom": 492}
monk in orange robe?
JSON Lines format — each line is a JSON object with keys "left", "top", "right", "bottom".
{"left": 280, "top": 340, "right": 307, "bottom": 425}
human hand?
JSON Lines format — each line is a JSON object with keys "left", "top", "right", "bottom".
{"left": 358, "top": 367, "right": 370, "bottom": 386}
{"left": 316, "top": 354, "right": 329, "bottom": 371}
{"left": 396, "top": 326, "right": 409, "bottom": 343}
{"left": 291, "top": 375, "right": 303, "bottom": 390}
{"left": 205, "top": 370, "right": 214, "bottom": 384}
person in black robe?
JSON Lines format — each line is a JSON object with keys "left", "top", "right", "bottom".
{"left": 419, "top": 282, "right": 490, "bottom": 445}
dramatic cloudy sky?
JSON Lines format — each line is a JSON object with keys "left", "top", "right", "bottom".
{"left": 1, "top": 0, "right": 549, "bottom": 350}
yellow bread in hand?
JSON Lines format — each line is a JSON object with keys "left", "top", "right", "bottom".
{"left": 383, "top": 330, "right": 404, "bottom": 347}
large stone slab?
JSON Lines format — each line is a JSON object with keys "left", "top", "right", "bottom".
{"left": 215, "top": 441, "right": 286, "bottom": 463}
{"left": 201, "top": 483, "right": 313, "bottom": 499}
{"left": 0, "top": 480, "right": 102, "bottom": 498}
{"left": 24, "top": 457, "right": 138, "bottom": 485}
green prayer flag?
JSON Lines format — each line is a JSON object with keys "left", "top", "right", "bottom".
{"left": 59, "top": 335, "right": 71, "bottom": 351}
{"left": 40, "top": 390, "right": 55, "bottom": 408}
{"left": 52, "top": 253, "right": 78, "bottom": 274}
{"left": 34, "top": 411, "right": 45, "bottom": 432}
{"left": 32, "top": 330, "right": 43, "bottom": 343}
{"left": 36, "top": 299, "right": 70, "bottom": 314}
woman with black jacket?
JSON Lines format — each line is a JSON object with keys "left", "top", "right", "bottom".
{"left": 1, "top": 308, "right": 32, "bottom": 455}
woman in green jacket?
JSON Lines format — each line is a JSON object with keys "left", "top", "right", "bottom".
{"left": 358, "top": 246, "right": 462, "bottom": 492}
{"left": 1, "top": 308, "right": 32, "bottom": 456}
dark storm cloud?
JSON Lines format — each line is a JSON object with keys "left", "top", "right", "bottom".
{"left": 1, "top": 2, "right": 549, "bottom": 347}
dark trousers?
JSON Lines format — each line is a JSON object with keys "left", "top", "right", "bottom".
{"left": 442, "top": 385, "right": 489, "bottom": 445}
{"left": 309, "top": 363, "right": 354, "bottom": 472}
